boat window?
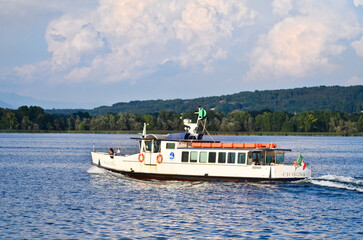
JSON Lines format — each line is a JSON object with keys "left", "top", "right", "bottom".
{"left": 247, "top": 152, "right": 253, "bottom": 165}
{"left": 276, "top": 153, "right": 284, "bottom": 164}
{"left": 154, "top": 141, "right": 161, "bottom": 153}
{"left": 266, "top": 156, "right": 272, "bottom": 164}
{"left": 208, "top": 152, "right": 216, "bottom": 163}
{"left": 218, "top": 152, "right": 226, "bottom": 163}
{"left": 227, "top": 152, "right": 236, "bottom": 164}
{"left": 166, "top": 143, "right": 175, "bottom": 149}
{"left": 145, "top": 141, "right": 152, "bottom": 152}
{"left": 237, "top": 153, "right": 246, "bottom": 164}
{"left": 253, "top": 152, "right": 261, "bottom": 164}
{"left": 190, "top": 151, "right": 198, "bottom": 162}
{"left": 199, "top": 152, "right": 207, "bottom": 163}
{"left": 181, "top": 151, "right": 189, "bottom": 162}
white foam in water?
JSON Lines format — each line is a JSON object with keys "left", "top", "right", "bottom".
{"left": 315, "top": 175, "right": 363, "bottom": 184}
{"left": 87, "top": 166, "right": 106, "bottom": 174}
{"left": 310, "top": 175, "right": 363, "bottom": 193}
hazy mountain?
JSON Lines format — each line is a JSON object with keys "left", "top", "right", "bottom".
{"left": 0, "top": 92, "right": 94, "bottom": 109}
{"left": 0, "top": 99, "right": 14, "bottom": 109}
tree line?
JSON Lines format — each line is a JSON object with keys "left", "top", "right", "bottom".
{"left": 1, "top": 106, "right": 362, "bottom": 135}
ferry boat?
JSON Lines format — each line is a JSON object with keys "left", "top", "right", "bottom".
{"left": 91, "top": 108, "right": 311, "bottom": 181}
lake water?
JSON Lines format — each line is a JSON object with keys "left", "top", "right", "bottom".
{"left": 0, "top": 133, "right": 362, "bottom": 239}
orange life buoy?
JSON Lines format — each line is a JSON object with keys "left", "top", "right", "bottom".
{"left": 138, "top": 153, "right": 144, "bottom": 162}
{"left": 156, "top": 154, "right": 163, "bottom": 164}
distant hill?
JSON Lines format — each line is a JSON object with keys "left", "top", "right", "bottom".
{"left": 83, "top": 85, "right": 361, "bottom": 115}
{"left": 44, "top": 85, "right": 362, "bottom": 115}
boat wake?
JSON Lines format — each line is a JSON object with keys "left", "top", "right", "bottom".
{"left": 87, "top": 165, "right": 106, "bottom": 174}
{"left": 308, "top": 175, "right": 363, "bottom": 193}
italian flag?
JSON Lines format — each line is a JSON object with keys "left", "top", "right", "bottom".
{"left": 297, "top": 154, "right": 307, "bottom": 170}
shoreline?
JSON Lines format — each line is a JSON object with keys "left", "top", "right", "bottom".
{"left": 0, "top": 130, "right": 361, "bottom": 137}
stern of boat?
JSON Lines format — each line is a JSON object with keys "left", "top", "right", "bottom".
{"left": 271, "top": 165, "right": 311, "bottom": 180}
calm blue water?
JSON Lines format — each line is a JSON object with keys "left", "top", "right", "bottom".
{"left": 0, "top": 133, "right": 362, "bottom": 239}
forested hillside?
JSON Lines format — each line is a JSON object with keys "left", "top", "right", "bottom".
{"left": 1, "top": 106, "right": 362, "bottom": 135}
{"left": 86, "top": 85, "right": 363, "bottom": 115}
{"left": 2, "top": 85, "right": 362, "bottom": 135}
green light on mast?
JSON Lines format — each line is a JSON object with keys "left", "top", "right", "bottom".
{"left": 198, "top": 108, "right": 207, "bottom": 118}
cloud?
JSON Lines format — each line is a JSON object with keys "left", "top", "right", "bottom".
{"left": 246, "top": 1, "right": 362, "bottom": 82}
{"left": 14, "top": 0, "right": 256, "bottom": 84}
{"left": 351, "top": 36, "right": 363, "bottom": 57}
{"left": 14, "top": 61, "right": 50, "bottom": 82}
{"left": 353, "top": 0, "right": 363, "bottom": 7}
{"left": 6, "top": 0, "right": 363, "bottom": 103}
{"left": 46, "top": 16, "right": 104, "bottom": 72}
{"left": 272, "top": 0, "right": 292, "bottom": 16}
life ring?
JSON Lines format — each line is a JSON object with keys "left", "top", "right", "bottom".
{"left": 156, "top": 154, "right": 163, "bottom": 164}
{"left": 138, "top": 153, "right": 144, "bottom": 162}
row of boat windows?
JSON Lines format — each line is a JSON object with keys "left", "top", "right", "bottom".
{"left": 143, "top": 141, "right": 284, "bottom": 165}
{"left": 144, "top": 142, "right": 175, "bottom": 152}
{"left": 144, "top": 141, "right": 161, "bottom": 153}
{"left": 181, "top": 151, "right": 247, "bottom": 164}
{"left": 181, "top": 151, "right": 285, "bottom": 165}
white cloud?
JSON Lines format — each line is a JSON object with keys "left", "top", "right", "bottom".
{"left": 351, "top": 36, "right": 363, "bottom": 57}
{"left": 46, "top": 15, "right": 104, "bottom": 72}
{"left": 272, "top": 0, "right": 292, "bottom": 16}
{"left": 65, "top": 67, "right": 91, "bottom": 82}
{"left": 14, "top": 61, "right": 50, "bottom": 82}
{"left": 6, "top": 0, "right": 363, "bottom": 100}
{"left": 246, "top": 1, "right": 362, "bottom": 82}
{"left": 353, "top": 0, "right": 363, "bottom": 7}
{"left": 14, "top": 0, "right": 256, "bottom": 83}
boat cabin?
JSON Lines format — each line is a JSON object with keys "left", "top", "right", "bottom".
{"left": 135, "top": 133, "right": 290, "bottom": 166}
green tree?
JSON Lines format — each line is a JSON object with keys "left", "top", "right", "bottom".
{"left": 244, "top": 117, "right": 255, "bottom": 132}
{"left": 116, "top": 113, "right": 128, "bottom": 130}
{"left": 255, "top": 112, "right": 272, "bottom": 132}
{"left": 67, "top": 114, "right": 75, "bottom": 130}
{"left": 357, "top": 115, "right": 363, "bottom": 132}
{"left": 294, "top": 112, "right": 319, "bottom": 132}
{"left": 21, "top": 116, "right": 32, "bottom": 130}
{"left": 0, "top": 110, "right": 16, "bottom": 129}
{"left": 142, "top": 114, "right": 156, "bottom": 129}
{"left": 271, "top": 111, "right": 290, "bottom": 131}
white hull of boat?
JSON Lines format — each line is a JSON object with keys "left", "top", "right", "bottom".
{"left": 91, "top": 152, "right": 311, "bottom": 181}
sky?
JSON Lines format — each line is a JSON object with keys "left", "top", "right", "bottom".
{"left": 1, "top": 0, "right": 363, "bottom": 109}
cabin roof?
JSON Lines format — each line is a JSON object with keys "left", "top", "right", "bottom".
{"left": 130, "top": 136, "right": 216, "bottom": 143}
{"left": 177, "top": 147, "right": 291, "bottom": 151}
{"left": 131, "top": 132, "right": 207, "bottom": 141}
{"left": 130, "top": 134, "right": 167, "bottom": 140}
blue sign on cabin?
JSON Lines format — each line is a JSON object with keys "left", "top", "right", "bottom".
{"left": 170, "top": 152, "right": 175, "bottom": 160}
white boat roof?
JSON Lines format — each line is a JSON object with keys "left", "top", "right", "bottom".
{"left": 131, "top": 132, "right": 207, "bottom": 141}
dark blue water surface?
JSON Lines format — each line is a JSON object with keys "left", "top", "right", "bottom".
{"left": 0, "top": 133, "right": 362, "bottom": 239}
